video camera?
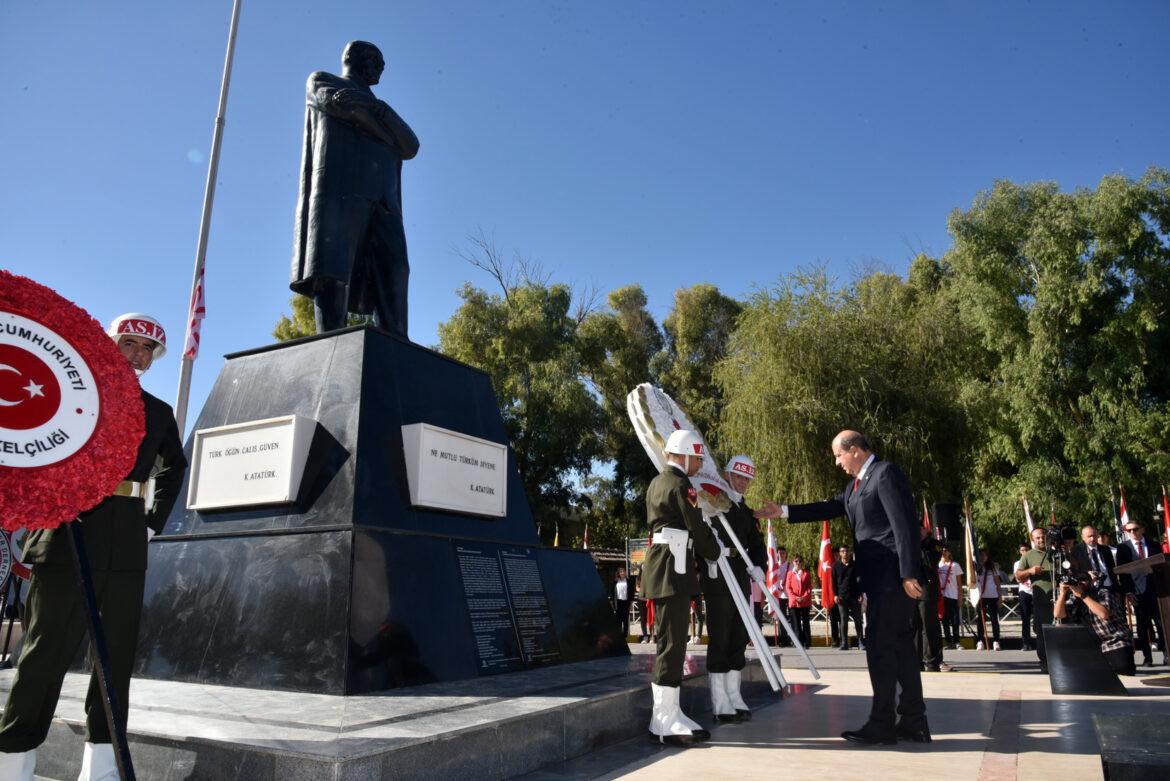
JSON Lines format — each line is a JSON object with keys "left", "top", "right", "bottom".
{"left": 1045, "top": 522, "right": 1078, "bottom": 585}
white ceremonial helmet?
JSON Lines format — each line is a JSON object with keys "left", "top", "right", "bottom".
{"left": 725, "top": 455, "right": 756, "bottom": 481}
{"left": 664, "top": 429, "right": 705, "bottom": 457}
{"left": 107, "top": 313, "right": 167, "bottom": 360}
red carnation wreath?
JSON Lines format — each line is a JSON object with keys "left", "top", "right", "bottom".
{"left": 0, "top": 270, "right": 144, "bottom": 531}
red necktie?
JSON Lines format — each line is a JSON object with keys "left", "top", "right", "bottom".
{"left": 853, "top": 478, "right": 859, "bottom": 492}
{"left": 1139, "top": 540, "right": 1146, "bottom": 559}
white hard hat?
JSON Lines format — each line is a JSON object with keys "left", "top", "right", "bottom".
{"left": 725, "top": 455, "right": 756, "bottom": 480}
{"left": 107, "top": 313, "right": 167, "bottom": 360}
{"left": 664, "top": 429, "right": 705, "bottom": 457}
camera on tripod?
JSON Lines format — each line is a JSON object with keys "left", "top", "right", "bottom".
{"left": 1045, "top": 522, "right": 1078, "bottom": 585}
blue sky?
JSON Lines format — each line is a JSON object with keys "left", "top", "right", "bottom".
{"left": 2, "top": 1, "right": 1166, "bottom": 437}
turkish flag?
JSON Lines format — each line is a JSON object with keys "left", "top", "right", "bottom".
{"left": 0, "top": 343, "right": 62, "bottom": 430}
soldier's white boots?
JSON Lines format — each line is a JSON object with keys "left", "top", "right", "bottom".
{"left": 709, "top": 672, "right": 737, "bottom": 723}
{"left": 726, "top": 669, "right": 751, "bottom": 721}
{"left": 0, "top": 749, "right": 36, "bottom": 781}
{"left": 78, "top": 742, "right": 118, "bottom": 781}
{"left": 649, "top": 683, "right": 708, "bottom": 746}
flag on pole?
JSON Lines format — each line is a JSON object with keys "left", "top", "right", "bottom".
{"left": 765, "top": 519, "right": 782, "bottom": 616}
{"left": 182, "top": 266, "right": 206, "bottom": 360}
{"left": 964, "top": 500, "right": 982, "bottom": 606}
{"left": 1119, "top": 486, "right": 1131, "bottom": 529}
{"left": 1023, "top": 496, "right": 1035, "bottom": 533}
{"left": 818, "top": 520, "right": 834, "bottom": 612}
{"left": 923, "top": 499, "right": 939, "bottom": 539}
{"left": 1110, "top": 487, "right": 1124, "bottom": 543}
{"left": 582, "top": 523, "right": 589, "bottom": 549}
{"left": 1161, "top": 485, "right": 1170, "bottom": 554}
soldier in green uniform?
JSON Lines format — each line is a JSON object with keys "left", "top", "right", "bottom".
{"left": 0, "top": 313, "right": 187, "bottom": 781}
{"left": 642, "top": 429, "right": 722, "bottom": 746}
{"left": 702, "top": 455, "right": 766, "bottom": 722}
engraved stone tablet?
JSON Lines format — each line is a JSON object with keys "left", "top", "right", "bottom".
{"left": 187, "top": 415, "right": 317, "bottom": 511}
{"left": 401, "top": 422, "right": 507, "bottom": 517}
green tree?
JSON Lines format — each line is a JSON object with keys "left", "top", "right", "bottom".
{"left": 578, "top": 284, "right": 664, "bottom": 538}
{"left": 653, "top": 283, "right": 743, "bottom": 455}
{"left": 437, "top": 238, "right": 605, "bottom": 539}
{"left": 715, "top": 264, "right": 976, "bottom": 558}
{"left": 945, "top": 167, "right": 1170, "bottom": 544}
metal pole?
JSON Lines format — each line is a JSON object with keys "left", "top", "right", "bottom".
{"left": 713, "top": 512, "right": 820, "bottom": 679}
{"left": 174, "top": 0, "right": 243, "bottom": 436}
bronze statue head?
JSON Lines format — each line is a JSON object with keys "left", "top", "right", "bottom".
{"left": 342, "top": 41, "right": 385, "bottom": 85}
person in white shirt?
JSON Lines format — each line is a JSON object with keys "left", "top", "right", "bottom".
{"left": 938, "top": 547, "right": 963, "bottom": 649}
{"left": 974, "top": 551, "right": 1003, "bottom": 650}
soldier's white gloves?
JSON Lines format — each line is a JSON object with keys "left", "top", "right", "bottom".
{"left": 751, "top": 566, "right": 766, "bottom": 584}
{"left": 717, "top": 538, "right": 728, "bottom": 558}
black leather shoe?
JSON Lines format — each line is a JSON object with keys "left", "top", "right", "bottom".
{"left": 896, "top": 722, "right": 932, "bottom": 743}
{"left": 841, "top": 727, "right": 897, "bottom": 745}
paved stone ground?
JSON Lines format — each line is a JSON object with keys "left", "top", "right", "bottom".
{"left": 519, "top": 642, "right": 1170, "bottom": 781}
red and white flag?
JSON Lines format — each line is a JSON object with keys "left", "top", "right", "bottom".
{"left": 764, "top": 519, "right": 782, "bottom": 616}
{"left": 582, "top": 523, "right": 589, "bottom": 549}
{"left": 182, "top": 266, "right": 206, "bottom": 360}
{"left": 1162, "top": 485, "right": 1170, "bottom": 555}
{"left": 818, "top": 520, "right": 834, "bottom": 610}
{"left": 1119, "top": 487, "right": 1131, "bottom": 529}
{"left": 1023, "top": 496, "right": 1035, "bottom": 533}
{"left": 923, "top": 498, "right": 939, "bottom": 539}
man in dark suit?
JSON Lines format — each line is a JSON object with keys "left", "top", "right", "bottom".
{"left": 757, "top": 430, "right": 929, "bottom": 745}
{"left": 1115, "top": 521, "right": 1166, "bottom": 667}
{"left": 1072, "top": 525, "right": 1119, "bottom": 593}
{"left": 0, "top": 314, "right": 187, "bottom": 780}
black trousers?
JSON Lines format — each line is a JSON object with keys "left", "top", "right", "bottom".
{"left": 705, "top": 590, "right": 749, "bottom": 673}
{"left": 789, "top": 605, "right": 811, "bottom": 646}
{"left": 838, "top": 598, "right": 864, "bottom": 647}
{"left": 911, "top": 594, "right": 943, "bottom": 667}
{"left": 977, "top": 598, "right": 1000, "bottom": 644}
{"left": 1019, "top": 591, "right": 1034, "bottom": 647}
{"left": 614, "top": 599, "right": 630, "bottom": 637}
{"left": 863, "top": 574, "right": 925, "bottom": 732}
{"left": 941, "top": 596, "right": 960, "bottom": 645}
{"left": 0, "top": 565, "right": 145, "bottom": 751}
{"left": 1133, "top": 589, "right": 1165, "bottom": 659}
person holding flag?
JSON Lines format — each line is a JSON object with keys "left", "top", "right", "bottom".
{"left": 756, "top": 430, "right": 930, "bottom": 745}
{"left": 700, "top": 455, "right": 767, "bottom": 722}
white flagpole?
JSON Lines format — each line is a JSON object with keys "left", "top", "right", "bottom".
{"left": 174, "top": 0, "right": 243, "bottom": 437}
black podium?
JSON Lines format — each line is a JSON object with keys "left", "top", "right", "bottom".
{"left": 133, "top": 327, "right": 626, "bottom": 694}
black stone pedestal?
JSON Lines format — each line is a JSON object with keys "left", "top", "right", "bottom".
{"left": 135, "top": 327, "right": 626, "bottom": 694}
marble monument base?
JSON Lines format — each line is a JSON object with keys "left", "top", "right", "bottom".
{"left": 135, "top": 326, "right": 626, "bottom": 695}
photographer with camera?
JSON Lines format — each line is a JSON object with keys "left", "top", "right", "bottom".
{"left": 1053, "top": 570, "right": 1135, "bottom": 676}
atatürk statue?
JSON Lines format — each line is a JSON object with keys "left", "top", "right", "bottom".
{"left": 291, "top": 41, "right": 419, "bottom": 338}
